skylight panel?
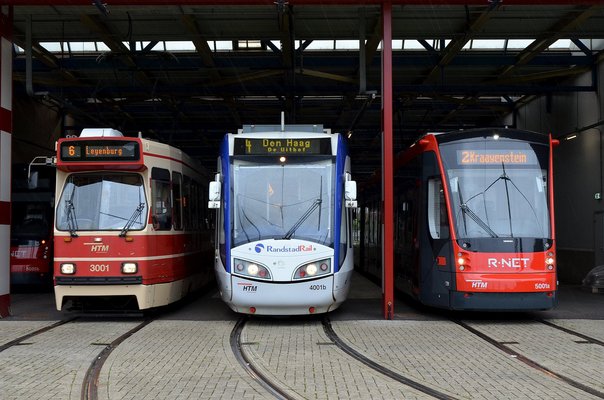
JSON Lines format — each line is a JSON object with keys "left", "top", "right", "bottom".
{"left": 507, "top": 39, "right": 534, "bottom": 50}
{"left": 40, "top": 42, "right": 64, "bottom": 52}
{"left": 165, "top": 41, "right": 196, "bottom": 51}
{"left": 97, "top": 42, "right": 111, "bottom": 52}
{"left": 215, "top": 41, "right": 233, "bottom": 51}
{"left": 69, "top": 42, "right": 97, "bottom": 52}
{"left": 471, "top": 39, "right": 506, "bottom": 50}
{"left": 403, "top": 40, "right": 425, "bottom": 50}
{"left": 335, "top": 40, "right": 359, "bottom": 50}
{"left": 236, "top": 40, "right": 263, "bottom": 50}
{"left": 549, "top": 39, "right": 571, "bottom": 50}
{"left": 306, "top": 40, "right": 334, "bottom": 50}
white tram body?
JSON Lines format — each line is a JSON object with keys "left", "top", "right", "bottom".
{"left": 53, "top": 128, "right": 213, "bottom": 310}
{"left": 209, "top": 124, "right": 357, "bottom": 315}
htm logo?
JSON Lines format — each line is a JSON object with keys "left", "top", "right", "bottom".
{"left": 468, "top": 280, "right": 488, "bottom": 289}
{"left": 84, "top": 242, "right": 110, "bottom": 253}
{"left": 91, "top": 244, "right": 109, "bottom": 252}
{"left": 255, "top": 243, "right": 264, "bottom": 253}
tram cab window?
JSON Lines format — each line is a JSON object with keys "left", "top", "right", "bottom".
{"left": 427, "top": 177, "right": 449, "bottom": 240}
{"left": 151, "top": 168, "right": 172, "bottom": 230}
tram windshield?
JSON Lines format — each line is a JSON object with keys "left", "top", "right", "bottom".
{"left": 231, "top": 157, "right": 334, "bottom": 247}
{"left": 56, "top": 173, "right": 147, "bottom": 232}
{"left": 440, "top": 139, "right": 551, "bottom": 239}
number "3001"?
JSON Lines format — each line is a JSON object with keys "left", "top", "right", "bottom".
{"left": 90, "top": 264, "right": 109, "bottom": 272}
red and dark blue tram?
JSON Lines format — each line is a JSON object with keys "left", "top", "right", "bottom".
{"left": 10, "top": 164, "right": 55, "bottom": 288}
{"left": 358, "top": 128, "right": 558, "bottom": 310}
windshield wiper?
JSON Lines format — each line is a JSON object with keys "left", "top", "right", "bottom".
{"left": 283, "top": 198, "right": 322, "bottom": 240}
{"left": 459, "top": 203, "right": 498, "bottom": 238}
{"left": 65, "top": 199, "right": 79, "bottom": 237}
{"left": 119, "top": 202, "right": 145, "bottom": 237}
{"left": 457, "top": 179, "right": 498, "bottom": 238}
{"left": 498, "top": 164, "right": 546, "bottom": 237}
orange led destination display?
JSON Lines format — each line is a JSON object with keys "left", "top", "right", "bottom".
{"left": 234, "top": 137, "right": 331, "bottom": 156}
{"left": 457, "top": 150, "right": 537, "bottom": 165}
{"left": 60, "top": 140, "right": 140, "bottom": 162}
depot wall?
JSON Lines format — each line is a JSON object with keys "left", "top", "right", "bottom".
{"left": 508, "top": 58, "right": 604, "bottom": 284}
{"left": 12, "top": 96, "right": 62, "bottom": 163}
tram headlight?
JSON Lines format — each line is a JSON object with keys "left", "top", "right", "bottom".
{"left": 247, "top": 264, "right": 259, "bottom": 276}
{"left": 233, "top": 259, "right": 272, "bottom": 280}
{"left": 545, "top": 256, "right": 555, "bottom": 270}
{"left": 306, "top": 263, "right": 318, "bottom": 276}
{"left": 457, "top": 252, "right": 470, "bottom": 271}
{"left": 121, "top": 262, "right": 138, "bottom": 274}
{"left": 60, "top": 263, "right": 76, "bottom": 275}
{"left": 294, "top": 259, "right": 331, "bottom": 280}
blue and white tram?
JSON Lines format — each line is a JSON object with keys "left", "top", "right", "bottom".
{"left": 208, "top": 124, "right": 357, "bottom": 315}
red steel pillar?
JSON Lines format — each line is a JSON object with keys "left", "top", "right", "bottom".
{"left": 0, "top": 6, "right": 12, "bottom": 318}
{"left": 381, "top": 1, "right": 394, "bottom": 320}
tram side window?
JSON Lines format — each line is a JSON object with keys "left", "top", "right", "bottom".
{"left": 172, "top": 172, "right": 183, "bottom": 231}
{"left": 151, "top": 168, "right": 172, "bottom": 230}
{"left": 427, "top": 177, "right": 449, "bottom": 239}
{"left": 183, "top": 175, "right": 191, "bottom": 230}
{"left": 192, "top": 180, "right": 200, "bottom": 230}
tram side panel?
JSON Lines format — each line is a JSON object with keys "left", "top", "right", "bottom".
{"left": 416, "top": 151, "right": 454, "bottom": 309}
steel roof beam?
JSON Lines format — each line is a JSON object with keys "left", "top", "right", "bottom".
{"left": 181, "top": 14, "right": 241, "bottom": 126}
{"left": 422, "top": 5, "right": 599, "bottom": 127}
{"left": 12, "top": 27, "right": 80, "bottom": 84}
{"left": 423, "top": 2, "right": 502, "bottom": 84}
{"left": 80, "top": 14, "right": 153, "bottom": 85}
{"left": 7, "top": 1, "right": 604, "bottom": 5}
{"left": 498, "top": 5, "right": 601, "bottom": 78}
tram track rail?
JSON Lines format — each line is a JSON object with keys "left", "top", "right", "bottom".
{"left": 0, "top": 317, "right": 78, "bottom": 353}
{"left": 230, "top": 317, "right": 296, "bottom": 400}
{"left": 81, "top": 318, "right": 153, "bottom": 400}
{"left": 454, "top": 319, "right": 604, "bottom": 399}
{"left": 321, "top": 317, "right": 459, "bottom": 400}
{"left": 536, "top": 318, "right": 604, "bottom": 347}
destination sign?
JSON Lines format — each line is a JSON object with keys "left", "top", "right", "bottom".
{"left": 60, "top": 140, "right": 140, "bottom": 162}
{"left": 457, "top": 150, "right": 538, "bottom": 165}
{"left": 234, "top": 137, "right": 331, "bottom": 156}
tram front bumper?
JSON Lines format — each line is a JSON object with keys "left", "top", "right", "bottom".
{"left": 229, "top": 275, "right": 340, "bottom": 315}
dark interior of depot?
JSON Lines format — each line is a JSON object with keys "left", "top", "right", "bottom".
{"left": 7, "top": 3, "right": 604, "bottom": 295}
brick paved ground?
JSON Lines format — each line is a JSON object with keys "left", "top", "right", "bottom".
{"left": 97, "top": 320, "right": 269, "bottom": 400}
{"left": 0, "top": 320, "right": 141, "bottom": 400}
{"left": 464, "top": 320, "right": 604, "bottom": 393}
{"left": 332, "top": 319, "right": 601, "bottom": 400}
{"left": 242, "top": 319, "right": 436, "bottom": 399}
{"left": 0, "top": 277, "right": 602, "bottom": 400}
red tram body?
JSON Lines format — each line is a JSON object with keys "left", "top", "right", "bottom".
{"left": 359, "top": 128, "right": 557, "bottom": 310}
{"left": 10, "top": 165, "right": 54, "bottom": 287}
{"left": 53, "top": 129, "right": 213, "bottom": 310}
